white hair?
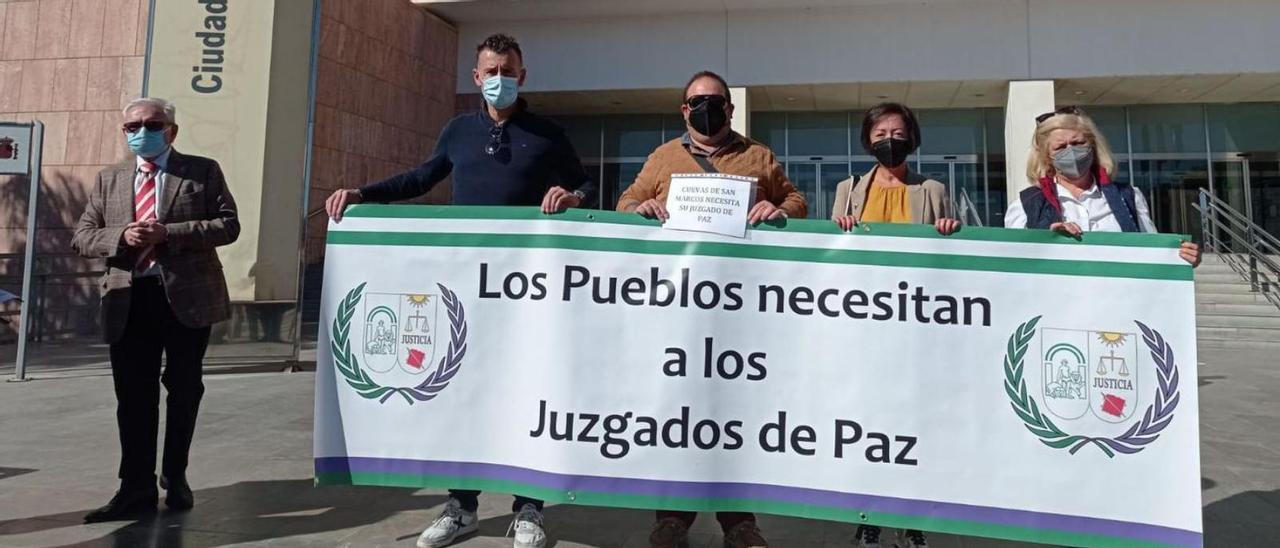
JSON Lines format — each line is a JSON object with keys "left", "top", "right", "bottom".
{"left": 123, "top": 97, "right": 177, "bottom": 124}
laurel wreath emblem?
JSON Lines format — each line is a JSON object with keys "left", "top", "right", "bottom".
{"left": 1003, "top": 316, "right": 1181, "bottom": 457}
{"left": 331, "top": 282, "right": 468, "bottom": 404}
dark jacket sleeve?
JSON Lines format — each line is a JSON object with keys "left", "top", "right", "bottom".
{"left": 358, "top": 120, "right": 455, "bottom": 203}
{"left": 551, "top": 128, "right": 598, "bottom": 208}
{"left": 164, "top": 160, "right": 240, "bottom": 252}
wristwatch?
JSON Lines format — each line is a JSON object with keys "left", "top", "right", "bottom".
{"left": 571, "top": 189, "right": 587, "bottom": 201}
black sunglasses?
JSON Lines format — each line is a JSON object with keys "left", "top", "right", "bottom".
{"left": 1035, "top": 106, "right": 1083, "bottom": 125}
{"left": 485, "top": 124, "right": 504, "bottom": 155}
{"left": 122, "top": 120, "right": 169, "bottom": 134}
{"left": 685, "top": 95, "right": 728, "bottom": 110}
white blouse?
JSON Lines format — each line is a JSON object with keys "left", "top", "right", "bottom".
{"left": 1004, "top": 183, "right": 1157, "bottom": 233}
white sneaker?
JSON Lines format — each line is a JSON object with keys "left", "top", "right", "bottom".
{"left": 853, "top": 525, "right": 882, "bottom": 547}
{"left": 509, "top": 503, "right": 547, "bottom": 548}
{"left": 896, "top": 529, "right": 928, "bottom": 548}
{"left": 417, "top": 498, "right": 479, "bottom": 548}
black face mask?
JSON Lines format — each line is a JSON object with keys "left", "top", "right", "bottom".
{"left": 870, "top": 137, "right": 913, "bottom": 168}
{"left": 688, "top": 99, "right": 729, "bottom": 137}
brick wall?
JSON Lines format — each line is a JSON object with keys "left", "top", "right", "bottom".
{"left": 0, "top": 0, "right": 149, "bottom": 339}
{"left": 306, "top": 0, "right": 458, "bottom": 261}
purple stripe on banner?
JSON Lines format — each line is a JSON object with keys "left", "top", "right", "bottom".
{"left": 315, "top": 457, "right": 1200, "bottom": 546}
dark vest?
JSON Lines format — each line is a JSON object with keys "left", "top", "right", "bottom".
{"left": 1018, "top": 182, "right": 1141, "bottom": 233}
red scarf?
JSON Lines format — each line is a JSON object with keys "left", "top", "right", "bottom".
{"left": 1038, "top": 168, "right": 1111, "bottom": 215}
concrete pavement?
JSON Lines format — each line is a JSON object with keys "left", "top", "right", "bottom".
{"left": 0, "top": 346, "right": 1276, "bottom": 547}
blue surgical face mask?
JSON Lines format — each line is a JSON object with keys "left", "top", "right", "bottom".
{"left": 127, "top": 128, "right": 169, "bottom": 159}
{"left": 482, "top": 75, "right": 519, "bottom": 109}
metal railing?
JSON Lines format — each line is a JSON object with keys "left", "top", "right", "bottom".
{"left": 1193, "top": 188, "right": 1280, "bottom": 310}
{"left": 0, "top": 252, "right": 104, "bottom": 343}
{"left": 955, "top": 189, "right": 985, "bottom": 227}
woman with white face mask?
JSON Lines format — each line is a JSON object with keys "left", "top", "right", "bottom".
{"left": 1005, "top": 107, "right": 1200, "bottom": 266}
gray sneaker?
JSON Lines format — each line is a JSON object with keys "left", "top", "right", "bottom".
{"left": 416, "top": 498, "right": 478, "bottom": 548}
{"left": 510, "top": 503, "right": 546, "bottom": 548}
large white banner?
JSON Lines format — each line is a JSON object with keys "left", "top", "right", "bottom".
{"left": 315, "top": 206, "right": 1201, "bottom": 547}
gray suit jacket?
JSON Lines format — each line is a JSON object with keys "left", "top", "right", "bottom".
{"left": 72, "top": 150, "right": 239, "bottom": 343}
{"left": 830, "top": 165, "right": 953, "bottom": 224}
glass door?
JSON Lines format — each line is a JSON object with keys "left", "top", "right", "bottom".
{"left": 919, "top": 156, "right": 983, "bottom": 225}
{"left": 786, "top": 160, "right": 857, "bottom": 219}
{"left": 1211, "top": 158, "right": 1250, "bottom": 219}
{"left": 1133, "top": 157, "right": 1209, "bottom": 237}
{"left": 786, "top": 162, "right": 820, "bottom": 219}
{"left": 1246, "top": 155, "right": 1280, "bottom": 239}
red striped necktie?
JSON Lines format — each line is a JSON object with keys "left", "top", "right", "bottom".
{"left": 134, "top": 161, "right": 158, "bottom": 273}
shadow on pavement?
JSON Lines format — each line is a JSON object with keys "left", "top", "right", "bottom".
{"left": 475, "top": 503, "right": 678, "bottom": 548}
{"left": 0, "top": 479, "right": 447, "bottom": 548}
{"left": 1202, "top": 488, "right": 1280, "bottom": 546}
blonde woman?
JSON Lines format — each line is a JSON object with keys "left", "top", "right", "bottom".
{"left": 832, "top": 102, "right": 961, "bottom": 236}
{"left": 1005, "top": 106, "right": 1199, "bottom": 266}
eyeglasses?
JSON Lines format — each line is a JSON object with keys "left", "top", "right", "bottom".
{"left": 685, "top": 95, "right": 728, "bottom": 110}
{"left": 1035, "top": 106, "right": 1083, "bottom": 125}
{"left": 122, "top": 120, "right": 169, "bottom": 134}
{"left": 485, "top": 124, "right": 504, "bottom": 155}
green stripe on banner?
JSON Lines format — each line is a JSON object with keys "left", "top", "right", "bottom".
{"left": 314, "top": 472, "right": 1168, "bottom": 548}
{"left": 326, "top": 231, "right": 1192, "bottom": 282}
{"left": 338, "top": 204, "right": 1189, "bottom": 249}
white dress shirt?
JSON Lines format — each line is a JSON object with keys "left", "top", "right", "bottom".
{"left": 1004, "top": 182, "right": 1157, "bottom": 233}
{"left": 133, "top": 148, "right": 171, "bottom": 278}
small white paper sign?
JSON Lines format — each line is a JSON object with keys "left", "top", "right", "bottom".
{"left": 663, "top": 173, "right": 757, "bottom": 238}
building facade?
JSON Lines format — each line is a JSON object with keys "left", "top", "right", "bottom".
{"left": 2, "top": 0, "right": 1279, "bottom": 357}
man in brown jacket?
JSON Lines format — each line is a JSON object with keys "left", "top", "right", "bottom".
{"left": 72, "top": 97, "right": 239, "bottom": 523}
{"left": 624, "top": 72, "right": 786, "bottom": 548}
{"left": 618, "top": 71, "right": 805, "bottom": 225}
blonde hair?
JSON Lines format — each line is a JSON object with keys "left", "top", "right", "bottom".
{"left": 1025, "top": 111, "right": 1115, "bottom": 183}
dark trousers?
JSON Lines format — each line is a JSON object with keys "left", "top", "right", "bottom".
{"left": 656, "top": 510, "right": 756, "bottom": 533}
{"left": 449, "top": 490, "right": 543, "bottom": 513}
{"left": 108, "top": 278, "right": 211, "bottom": 490}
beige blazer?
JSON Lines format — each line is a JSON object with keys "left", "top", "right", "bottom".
{"left": 830, "top": 165, "right": 953, "bottom": 224}
{"left": 72, "top": 150, "right": 239, "bottom": 343}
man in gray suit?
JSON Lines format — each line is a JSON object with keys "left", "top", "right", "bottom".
{"left": 72, "top": 97, "right": 239, "bottom": 523}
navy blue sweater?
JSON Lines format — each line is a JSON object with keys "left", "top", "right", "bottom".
{"left": 358, "top": 109, "right": 596, "bottom": 207}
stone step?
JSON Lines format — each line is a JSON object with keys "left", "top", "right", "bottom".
{"left": 1194, "top": 272, "right": 1269, "bottom": 284}
{"left": 1197, "top": 314, "right": 1280, "bottom": 329}
{"left": 1194, "top": 283, "right": 1277, "bottom": 296}
{"left": 1197, "top": 292, "right": 1279, "bottom": 306}
{"left": 1196, "top": 302, "right": 1280, "bottom": 316}
{"left": 1196, "top": 338, "right": 1280, "bottom": 350}
{"left": 1196, "top": 325, "right": 1280, "bottom": 342}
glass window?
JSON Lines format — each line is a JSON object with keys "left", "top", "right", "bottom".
{"left": 983, "top": 108, "right": 1005, "bottom": 152}
{"left": 603, "top": 115, "right": 663, "bottom": 158}
{"left": 917, "top": 109, "right": 981, "bottom": 155}
{"left": 1133, "top": 159, "right": 1209, "bottom": 236}
{"left": 1208, "top": 103, "right": 1280, "bottom": 153}
{"left": 1129, "top": 105, "right": 1206, "bottom": 154}
{"left": 751, "top": 112, "right": 787, "bottom": 153}
{"left": 1084, "top": 106, "right": 1128, "bottom": 154}
{"left": 786, "top": 112, "right": 847, "bottom": 157}
{"left": 554, "top": 115, "right": 602, "bottom": 160}
{"left": 662, "top": 114, "right": 685, "bottom": 142}
{"left": 602, "top": 162, "right": 645, "bottom": 211}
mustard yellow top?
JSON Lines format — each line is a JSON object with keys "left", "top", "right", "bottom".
{"left": 859, "top": 184, "right": 912, "bottom": 223}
